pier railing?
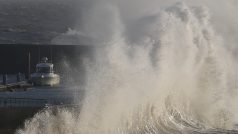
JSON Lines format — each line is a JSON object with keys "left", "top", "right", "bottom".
{"left": 0, "top": 97, "right": 48, "bottom": 107}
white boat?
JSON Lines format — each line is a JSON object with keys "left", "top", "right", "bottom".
{"left": 30, "top": 57, "right": 60, "bottom": 86}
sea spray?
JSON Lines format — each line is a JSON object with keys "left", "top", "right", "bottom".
{"left": 16, "top": 2, "right": 238, "bottom": 134}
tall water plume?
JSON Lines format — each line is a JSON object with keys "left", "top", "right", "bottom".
{"left": 17, "top": 1, "right": 238, "bottom": 134}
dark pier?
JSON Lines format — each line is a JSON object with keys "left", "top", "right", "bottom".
{"left": 0, "top": 74, "right": 32, "bottom": 92}
{"left": 0, "top": 81, "right": 32, "bottom": 92}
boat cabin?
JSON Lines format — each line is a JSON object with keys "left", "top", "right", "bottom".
{"left": 30, "top": 57, "right": 60, "bottom": 86}
{"left": 36, "top": 57, "right": 54, "bottom": 73}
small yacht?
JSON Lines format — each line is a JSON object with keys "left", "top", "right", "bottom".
{"left": 30, "top": 57, "right": 60, "bottom": 86}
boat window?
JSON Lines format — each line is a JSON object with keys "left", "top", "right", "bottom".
{"left": 37, "top": 67, "right": 53, "bottom": 73}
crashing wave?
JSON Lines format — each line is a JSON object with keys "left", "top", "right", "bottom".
{"left": 17, "top": 2, "right": 238, "bottom": 134}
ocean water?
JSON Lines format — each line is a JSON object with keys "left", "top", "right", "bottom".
{"left": 0, "top": 0, "right": 77, "bottom": 44}
{"left": 9, "top": 0, "right": 238, "bottom": 134}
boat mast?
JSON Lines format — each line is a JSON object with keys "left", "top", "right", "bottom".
{"left": 28, "top": 51, "right": 31, "bottom": 79}
{"left": 50, "top": 45, "right": 53, "bottom": 63}
{"left": 38, "top": 46, "right": 41, "bottom": 63}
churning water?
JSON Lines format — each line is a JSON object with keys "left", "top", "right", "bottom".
{"left": 16, "top": 1, "right": 238, "bottom": 134}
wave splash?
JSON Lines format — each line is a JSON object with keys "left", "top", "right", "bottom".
{"left": 16, "top": 2, "right": 238, "bottom": 134}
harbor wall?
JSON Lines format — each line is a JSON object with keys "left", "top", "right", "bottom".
{"left": 0, "top": 107, "right": 42, "bottom": 130}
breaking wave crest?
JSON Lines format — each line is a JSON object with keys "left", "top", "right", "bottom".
{"left": 16, "top": 2, "right": 238, "bottom": 134}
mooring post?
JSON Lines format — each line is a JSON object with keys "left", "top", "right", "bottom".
{"left": 3, "top": 74, "right": 7, "bottom": 85}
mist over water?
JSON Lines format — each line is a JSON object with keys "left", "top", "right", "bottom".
{"left": 16, "top": 1, "right": 238, "bottom": 134}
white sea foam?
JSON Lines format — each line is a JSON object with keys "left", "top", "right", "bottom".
{"left": 17, "top": 1, "right": 238, "bottom": 134}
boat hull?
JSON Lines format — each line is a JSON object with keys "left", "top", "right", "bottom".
{"left": 31, "top": 74, "right": 60, "bottom": 86}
